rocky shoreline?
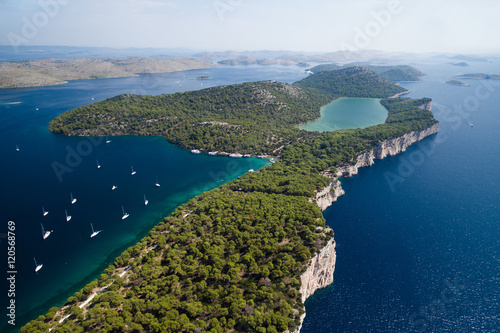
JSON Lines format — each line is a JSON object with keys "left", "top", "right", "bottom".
{"left": 292, "top": 119, "right": 439, "bottom": 332}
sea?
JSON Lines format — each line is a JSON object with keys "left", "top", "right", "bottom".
{"left": 1, "top": 52, "right": 499, "bottom": 332}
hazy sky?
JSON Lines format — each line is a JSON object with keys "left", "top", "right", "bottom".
{"left": 1, "top": 0, "right": 499, "bottom": 54}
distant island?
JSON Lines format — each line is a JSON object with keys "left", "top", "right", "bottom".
{"left": 0, "top": 57, "right": 215, "bottom": 89}
{"left": 452, "top": 73, "right": 500, "bottom": 80}
{"left": 196, "top": 76, "right": 213, "bottom": 80}
{"left": 449, "top": 61, "right": 469, "bottom": 67}
{"left": 23, "top": 67, "right": 438, "bottom": 333}
{"left": 445, "top": 80, "right": 470, "bottom": 87}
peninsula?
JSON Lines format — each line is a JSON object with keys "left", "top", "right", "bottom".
{"left": 23, "top": 67, "right": 438, "bottom": 333}
{"left": 0, "top": 57, "right": 215, "bottom": 89}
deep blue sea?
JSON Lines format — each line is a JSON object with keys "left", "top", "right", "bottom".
{"left": 0, "top": 65, "right": 308, "bottom": 332}
{"left": 1, "top": 57, "right": 499, "bottom": 333}
{"left": 302, "top": 61, "right": 500, "bottom": 332}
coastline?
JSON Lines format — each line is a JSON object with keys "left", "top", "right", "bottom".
{"left": 292, "top": 120, "right": 439, "bottom": 332}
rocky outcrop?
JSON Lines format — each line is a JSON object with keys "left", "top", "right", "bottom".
{"left": 314, "top": 180, "right": 345, "bottom": 211}
{"left": 287, "top": 236, "right": 336, "bottom": 333}
{"left": 335, "top": 122, "right": 439, "bottom": 178}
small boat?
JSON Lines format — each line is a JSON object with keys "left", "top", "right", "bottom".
{"left": 121, "top": 206, "right": 129, "bottom": 220}
{"left": 218, "top": 152, "right": 229, "bottom": 156}
{"left": 105, "top": 137, "right": 111, "bottom": 144}
{"left": 269, "top": 158, "right": 276, "bottom": 163}
{"left": 112, "top": 185, "right": 118, "bottom": 190}
{"left": 42, "top": 206, "right": 49, "bottom": 216}
{"left": 35, "top": 107, "right": 39, "bottom": 111}
{"left": 131, "top": 166, "right": 136, "bottom": 175}
{"left": 155, "top": 176, "right": 160, "bottom": 187}
{"left": 208, "top": 151, "right": 218, "bottom": 156}
{"left": 191, "top": 149, "right": 201, "bottom": 154}
{"left": 96, "top": 160, "right": 101, "bottom": 169}
{"left": 34, "top": 257, "right": 43, "bottom": 273}
{"left": 144, "top": 194, "right": 148, "bottom": 206}
{"left": 41, "top": 223, "right": 52, "bottom": 240}
{"left": 243, "top": 154, "right": 251, "bottom": 158}
{"left": 65, "top": 210, "right": 71, "bottom": 222}
{"left": 91, "top": 97, "right": 95, "bottom": 100}
{"left": 468, "top": 121, "right": 474, "bottom": 127}
{"left": 229, "top": 153, "right": 243, "bottom": 158}
{"left": 90, "top": 223, "right": 102, "bottom": 238}
{"left": 257, "top": 155, "right": 265, "bottom": 159}
{"left": 248, "top": 169, "right": 254, "bottom": 172}
{"left": 70, "top": 192, "right": 77, "bottom": 204}
{"left": 16, "top": 145, "right": 20, "bottom": 152}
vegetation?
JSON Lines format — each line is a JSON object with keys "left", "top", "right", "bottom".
{"left": 23, "top": 68, "right": 438, "bottom": 332}
{"left": 308, "top": 64, "right": 425, "bottom": 82}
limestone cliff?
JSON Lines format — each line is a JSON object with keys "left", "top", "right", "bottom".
{"left": 335, "top": 122, "right": 439, "bottom": 178}
{"left": 287, "top": 236, "right": 336, "bottom": 333}
{"left": 290, "top": 122, "right": 439, "bottom": 332}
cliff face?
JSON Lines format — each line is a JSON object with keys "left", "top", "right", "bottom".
{"left": 335, "top": 122, "right": 439, "bottom": 178}
{"left": 287, "top": 237, "right": 336, "bottom": 333}
{"left": 290, "top": 123, "right": 439, "bottom": 332}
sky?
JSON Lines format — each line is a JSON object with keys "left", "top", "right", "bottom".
{"left": 0, "top": 0, "right": 499, "bottom": 54}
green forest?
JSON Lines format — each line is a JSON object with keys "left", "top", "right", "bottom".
{"left": 23, "top": 67, "right": 438, "bottom": 332}
{"left": 308, "top": 64, "right": 425, "bottom": 82}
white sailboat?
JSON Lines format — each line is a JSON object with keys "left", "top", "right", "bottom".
{"left": 65, "top": 209, "right": 71, "bottom": 222}
{"left": 121, "top": 206, "right": 129, "bottom": 220}
{"left": 34, "top": 257, "right": 43, "bottom": 273}
{"left": 155, "top": 176, "right": 160, "bottom": 187}
{"left": 131, "top": 166, "right": 136, "bottom": 175}
{"left": 16, "top": 145, "right": 20, "bottom": 152}
{"left": 97, "top": 160, "right": 101, "bottom": 169}
{"left": 41, "top": 223, "right": 52, "bottom": 240}
{"left": 144, "top": 194, "right": 149, "bottom": 206}
{"left": 70, "top": 192, "right": 77, "bottom": 204}
{"left": 112, "top": 185, "right": 118, "bottom": 190}
{"left": 42, "top": 206, "right": 49, "bottom": 216}
{"left": 90, "top": 223, "right": 102, "bottom": 238}
{"left": 105, "top": 136, "right": 111, "bottom": 144}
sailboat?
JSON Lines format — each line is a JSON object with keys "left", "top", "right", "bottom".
{"left": 121, "top": 206, "right": 129, "bottom": 220}
{"left": 65, "top": 210, "right": 71, "bottom": 222}
{"left": 70, "top": 192, "right": 77, "bottom": 204}
{"left": 34, "top": 257, "right": 43, "bottom": 273}
{"left": 112, "top": 185, "right": 118, "bottom": 190}
{"left": 131, "top": 165, "right": 136, "bottom": 175}
{"left": 105, "top": 136, "right": 111, "bottom": 144}
{"left": 15, "top": 145, "right": 20, "bottom": 152}
{"left": 97, "top": 160, "right": 101, "bottom": 169}
{"left": 42, "top": 206, "right": 49, "bottom": 216}
{"left": 468, "top": 121, "right": 474, "bottom": 127}
{"left": 90, "top": 223, "right": 102, "bottom": 238}
{"left": 144, "top": 194, "right": 149, "bottom": 206}
{"left": 41, "top": 223, "right": 52, "bottom": 240}
{"left": 155, "top": 176, "right": 160, "bottom": 187}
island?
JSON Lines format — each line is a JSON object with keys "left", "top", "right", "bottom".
{"left": 445, "top": 80, "right": 470, "bottom": 87}
{"left": 22, "top": 67, "right": 438, "bottom": 333}
{"left": 0, "top": 57, "right": 215, "bottom": 89}
{"left": 452, "top": 73, "right": 500, "bottom": 80}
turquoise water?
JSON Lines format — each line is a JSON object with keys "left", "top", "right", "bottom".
{"left": 299, "top": 97, "right": 388, "bottom": 132}
{"left": 0, "top": 65, "right": 308, "bottom": 332}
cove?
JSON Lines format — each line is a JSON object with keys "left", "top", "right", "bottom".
{"left": 299, "top": 98, "right": 388, "bottom": 132}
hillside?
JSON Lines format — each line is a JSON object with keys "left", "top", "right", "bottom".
{"left": 308, "top": 64, "right": 425, "bottom": 82}
{"left": 295, "top": 66, "right": 407, "bottom": 96}
{"left": 49, "top": 67, "right": 408, "bottom": 156}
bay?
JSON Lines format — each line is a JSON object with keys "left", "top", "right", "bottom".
{"left": 0, "top": 65, "right": 309, "bottom": 332}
